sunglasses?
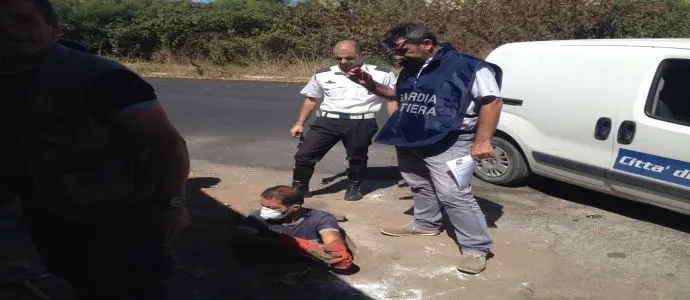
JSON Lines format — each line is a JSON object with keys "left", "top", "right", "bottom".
{"left": 384, "top": 38, "right": 408, "bottom": 54}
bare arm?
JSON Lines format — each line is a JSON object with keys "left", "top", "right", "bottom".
{"left": 291, "top": 97, "right": 319, "bottom": 137}
{"left": 386, "top": 99, "right": 399, "bottom": 116}
{"left": 319, "top": 230, "right": 352, "bottom": 269}
{"left": 320, "top": 230, "right": 346, "bottom": 246}
{"left": 115, "top": 105, "right": 190, "bottom": 196}
{"left": 470, "top": 97, "right": 503, "bottom": 160}
{"left": 366, "top": 81, "right": 397, "bottom": 99}
{"left": 475, "top": 97, "right": 503, "bottom": 144}
{"left": 295, "top": 97, "right": 319, "bottom": 126}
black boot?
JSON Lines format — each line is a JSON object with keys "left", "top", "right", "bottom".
{"left": 344, "top": 165, "right": 365, "bottom": 201}
{"left": 344, "top": 181, "right": 363, "bottom": 201}
{"left": 292, "top": 165, "right": 314, "bottom": 198}
{"left": 292, "top": 181, "right": 311, "bottom": 198}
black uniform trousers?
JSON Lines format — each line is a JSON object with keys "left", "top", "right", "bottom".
{"left": 293, "top": 117, "right": 379, "bottom": 184}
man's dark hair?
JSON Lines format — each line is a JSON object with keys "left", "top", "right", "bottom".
{"left": 260, "top": 185, "right": 304, "bottom": 206}
{"left": 32, "top": 0, "right": 60, "bottom": 26}
{"left": 381, "top": 23, "right": 438, "bottom": 50}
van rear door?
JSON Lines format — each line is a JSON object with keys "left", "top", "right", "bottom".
{"left": 608, "top": 54, "right": 690, "bottom": 214}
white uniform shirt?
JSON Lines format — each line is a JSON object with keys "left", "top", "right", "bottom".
{"left": 300, "top": 64, "right": 397, "bottom": 114}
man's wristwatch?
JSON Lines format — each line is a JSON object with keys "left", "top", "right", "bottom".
{"left": 158, "top": 194, "right": 187, "bottom": 208}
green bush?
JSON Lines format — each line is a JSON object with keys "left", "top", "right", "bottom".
{"left": 52, "top": 0, "right": 690, "bottom": 65}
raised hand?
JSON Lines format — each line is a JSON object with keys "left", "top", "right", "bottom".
{"left": 346, "top": 67, "right": 374, "bottom": 88}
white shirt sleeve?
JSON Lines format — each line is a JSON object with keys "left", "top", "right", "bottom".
{"left": 384, "top": 71, "right": 398, "bottom": 88}
{"left": 471, "top": 67, "right": 501, "bottom": 99}
{"left": 300, "top": 74, "right": 323, "bottom": 99}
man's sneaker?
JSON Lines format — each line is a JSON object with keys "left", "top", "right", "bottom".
{"left": 344, "top": 183, "right": 363, "bottom": 201}
{"left": 456, "top": 254, "right": 487, "bottom": 274}
{"left": 379, "top": 223, "right": 440, "bottom": 237}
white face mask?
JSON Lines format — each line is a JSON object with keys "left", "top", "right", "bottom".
{"left": 260, "top": 207, "right": 284, "bottom": 220}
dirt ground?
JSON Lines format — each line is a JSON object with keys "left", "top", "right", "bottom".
{"left": 1, "top": 159, "right": 689, "bottom": 300}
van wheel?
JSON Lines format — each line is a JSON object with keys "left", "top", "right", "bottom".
{"left": 474, "top": 136, "right": 530, "bottom": 186}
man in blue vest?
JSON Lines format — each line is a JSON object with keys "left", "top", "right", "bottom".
{"left": 347, "top": 23, "right": 503, "bottom": 274}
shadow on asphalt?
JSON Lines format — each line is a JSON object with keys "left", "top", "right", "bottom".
{"left": 527, "top": 175, "right": 690, "bottom": 234}
{"left": 476, "top": 197, "right": 505, "bottom": 228}
{"left": 311, "top": 166, "right": 403, "bottom": 197}
{"left": 0, "top": 177, "right": 374, "bottom": 300}
{"left": 171, "top": 177, "right": 373, "bottom": 300}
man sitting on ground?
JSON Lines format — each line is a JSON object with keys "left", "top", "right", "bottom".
{"left": 235, "top": 185, "right": 353, "bottom": 270}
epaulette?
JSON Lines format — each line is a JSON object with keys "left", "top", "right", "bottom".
{"left": 316, "top": 67, "right": 331, "bottom": 74}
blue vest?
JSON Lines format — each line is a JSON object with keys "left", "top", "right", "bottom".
{"left": 375, "top": 43, "right": 503, "bottom": 147}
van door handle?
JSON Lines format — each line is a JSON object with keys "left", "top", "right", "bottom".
{"left": 617, "top": 120, "right": 636, "bottom": 145}
{"left": 594, "top": 117, "right": 612, "bottom": 140}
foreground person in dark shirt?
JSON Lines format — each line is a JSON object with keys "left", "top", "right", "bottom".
{"left": 1, "top": 1, "right": 189, "bottom": 299}
{"left": 236, "top": 186, "right": 353, "bottom": 270}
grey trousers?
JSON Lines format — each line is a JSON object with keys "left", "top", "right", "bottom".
{"left": 396, "top": 135, "right": 493, "bottom": 255}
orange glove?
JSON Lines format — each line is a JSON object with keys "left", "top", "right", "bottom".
{"left": 279, "top": 234, "right": 341, "bottom": 262}
{"left": 324, "top": 243, "right": 353, "bottom": 270}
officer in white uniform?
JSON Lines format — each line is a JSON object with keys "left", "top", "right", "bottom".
{"left": 290, "top": 40, "right": 397, "bottom": 201}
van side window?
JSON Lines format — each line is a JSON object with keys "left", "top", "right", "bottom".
{"left": 646, "top": 59, "right": 690, "bottom": 126}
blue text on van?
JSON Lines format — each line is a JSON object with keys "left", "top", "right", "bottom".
{"left": 614, "top": 149, "right": 690, "bottom": 188}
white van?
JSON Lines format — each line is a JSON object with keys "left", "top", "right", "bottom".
{"left": 474, "top": 39, "right": 690, "bottom": 216}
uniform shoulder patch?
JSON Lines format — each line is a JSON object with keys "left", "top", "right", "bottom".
{"left": 316, "top": 67, "right": 331, "bottom": 74}
{"left": 374, "top": 66, "right": 391, "bottom": 73}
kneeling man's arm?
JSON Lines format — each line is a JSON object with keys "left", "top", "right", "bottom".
{"left": 317, "top": 214, "right": 352, "bottom": 269}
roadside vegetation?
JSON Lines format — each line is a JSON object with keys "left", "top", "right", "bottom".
{"left": 53, "top": 0, "right": 690, "bottom": 80}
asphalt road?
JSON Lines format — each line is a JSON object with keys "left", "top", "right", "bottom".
{"left": 151, "top": 77, "right": 690, "bottom": 231}
{"left": 152, "top": 78, "right": 398, "bottom": 175}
